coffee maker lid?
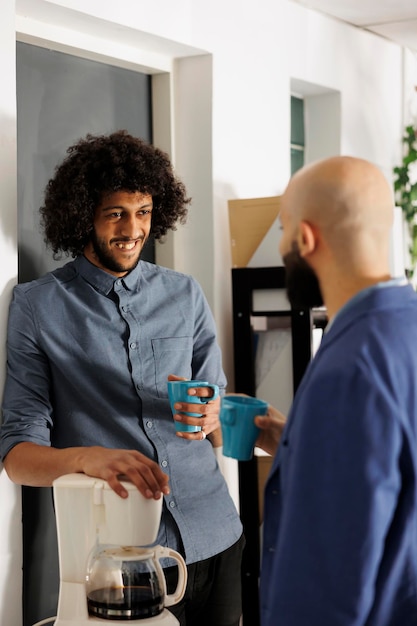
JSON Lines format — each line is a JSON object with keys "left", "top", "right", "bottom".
{"left": 53, "top": 473, "right": 138, "bottom": 492}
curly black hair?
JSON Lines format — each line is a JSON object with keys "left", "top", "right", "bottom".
{"left": 40, "top": 130, "right": 191, "bottom": 258}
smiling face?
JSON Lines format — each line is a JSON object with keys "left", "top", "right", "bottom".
{"left": 84, "top": 190, "right": 153, "bottom": 277}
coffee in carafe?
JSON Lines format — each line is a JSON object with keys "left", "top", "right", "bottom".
{"left": 87, "top": 585, "right": 164, "bottom": 620}
{"left": 86, "top": 545, "right": 186, "bottom": 622}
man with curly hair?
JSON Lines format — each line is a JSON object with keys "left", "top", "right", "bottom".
{"left": 0, "top": 130, "right": 244, "bottom": 626}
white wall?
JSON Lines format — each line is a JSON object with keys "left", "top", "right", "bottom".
{"left": 247, "top": 3, "right": 407, "bottom": 270}
{"left": 288, "top": 2, "right": 404, "bottom": 181}
{"left": 0, "top": 0, "right": 17, "bottom": 288}
{"left": 0, "top": 1, "right": 21, "bottom": 624}
{"left": 2, "top": 1, "right": 417, "bottom": 623}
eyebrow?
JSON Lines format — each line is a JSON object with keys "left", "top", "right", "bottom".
{"left": 100, "top": 202, "right": 153, "bottom": 212}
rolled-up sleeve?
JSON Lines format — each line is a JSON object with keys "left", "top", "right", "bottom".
{"left": 1, "top": 287, "right": 53, "bottom": 460}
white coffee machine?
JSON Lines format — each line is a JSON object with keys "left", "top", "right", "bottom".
{"left": 52, "top": 473, "right": 187, "bottom": 625}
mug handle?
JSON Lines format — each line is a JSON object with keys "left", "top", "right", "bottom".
{"left": 188, "top": 383, "right": 219, "bottom": 404}
{"left": 154, "top": 546, "right": 188, "bottom": 607}
{"left": 220, "top": 405, "right": 236, "bottom": 426}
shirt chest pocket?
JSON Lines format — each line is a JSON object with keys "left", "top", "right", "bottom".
{"left": 151, "top": 336, "right": 194, "bottom": 397}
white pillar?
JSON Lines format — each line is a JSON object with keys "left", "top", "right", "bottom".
{"left": 0, "top": 2, "right": 21, "bottom": 626}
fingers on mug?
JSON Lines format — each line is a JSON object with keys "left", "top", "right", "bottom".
{"left": 167, "top": 380, "right": 219, "bottom": 433}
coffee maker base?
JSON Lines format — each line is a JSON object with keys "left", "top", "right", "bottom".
{"left": 54, "top": 608, "right": 180, "bottom": 624}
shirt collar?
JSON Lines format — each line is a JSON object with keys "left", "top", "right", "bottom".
{"left": 325, "top": 276, "right": 408, "bottom": 333}
{"left": 74, "top": 255, "right": 141, "bottom": 295}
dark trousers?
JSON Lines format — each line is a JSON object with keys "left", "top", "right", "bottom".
{"left": 165, "top": 533, "right": 245, "bottom": 626}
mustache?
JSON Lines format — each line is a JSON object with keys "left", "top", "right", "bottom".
{"left": 110, "top": 236, "right": 145, "bottom": 244}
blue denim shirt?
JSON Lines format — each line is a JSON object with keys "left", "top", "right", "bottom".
{"left": 1, "top": 256, "right": 242, "bottom": 563}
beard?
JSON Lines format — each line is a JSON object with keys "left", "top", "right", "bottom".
{"left": 90, "top": 230, "right": 144, "bottom": 274}
{"left": 283, "top": 242, "right": 324, "bottom": 309}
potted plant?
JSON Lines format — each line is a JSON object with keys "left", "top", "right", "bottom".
{"left": 393, "top": 124, "right": 417, "bottom": 280}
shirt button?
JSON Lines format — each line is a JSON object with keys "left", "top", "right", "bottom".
{"left": 169, "top": 501, "right": 176, "bottom": 509}
{"left": 130, "top": 342, "right": 137, "bottom": 349}
{"left": 272, "top": 489, "right": 278, "bottom": 495}
{"left": 268, "top": 547, "right": 275, "bottom": 553}
{"left": 115, "top": 280, "right": 121, "bottom": 287}
{"left": 161, "top": 460, "right": 168, "bottom": 468}
{"left": 146, "top": 421, "right": 153, "bottom": 428}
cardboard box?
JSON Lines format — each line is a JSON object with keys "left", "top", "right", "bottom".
{"left": 228, "top": 196, "right": 281, "bottom": 268}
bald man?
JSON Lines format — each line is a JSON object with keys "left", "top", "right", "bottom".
{"left": 255, "top": 156, "right": 417, "bottom": 625}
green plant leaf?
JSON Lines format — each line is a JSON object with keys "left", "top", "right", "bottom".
{"left": 393, "top": 125, "right": 417, "bottom": 277}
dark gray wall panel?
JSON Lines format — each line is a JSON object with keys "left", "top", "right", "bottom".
{"left": 17, "top": 41, "right": 154, "bottom": 283}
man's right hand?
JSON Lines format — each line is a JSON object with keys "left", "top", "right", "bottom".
{"left": 3, "top": 442, "right": 170, "bottom": 499}
{"left": 80, "top": 446, "right": 170, "bottom": 499}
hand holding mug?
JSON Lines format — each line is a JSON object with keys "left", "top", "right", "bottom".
{"left": 255, "top": 405, "right": 287, "bottom": 456}
{"left": 167, "top": 376, "right": 220, "bottom": 439}
{"left": 219, "top": 394, "right": 269, "bottom": 461}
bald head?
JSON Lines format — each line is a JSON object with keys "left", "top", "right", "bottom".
{"left": 281, "top": 156, "right": 394, "bottom": 266}
{"left": 279, "top": 156, "right": 395, "bottom": 316}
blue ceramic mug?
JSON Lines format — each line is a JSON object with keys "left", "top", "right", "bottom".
{"left": 167, "top": 380, "right": 220, "bottom": 433}
{"left": 220, "top": 395, "right": 268, "bottom": 460}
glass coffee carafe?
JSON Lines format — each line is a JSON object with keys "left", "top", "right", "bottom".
{"left": 86, "top": 544, "right": 187, "bottom": 621}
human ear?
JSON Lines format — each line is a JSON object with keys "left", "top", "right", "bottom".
{"left": 298, "top": 220, "right": 317, "bottom": 257}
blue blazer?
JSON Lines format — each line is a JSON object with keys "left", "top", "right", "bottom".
{"left": 261, "top": 283, "right": 417, "bottom": 626}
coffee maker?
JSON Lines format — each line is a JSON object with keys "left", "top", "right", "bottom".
{"left": 52, "top": 473, "right": 187, "bottom": 625}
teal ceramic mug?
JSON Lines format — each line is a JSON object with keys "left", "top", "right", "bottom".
{"left": 220, "top": 395, "right": 268, "bottom": 460}
{"left": 167, "top": 380, "right": 220, "bottom": 433}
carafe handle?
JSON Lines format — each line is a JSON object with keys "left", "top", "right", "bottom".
{"left": 153, "top": 545, "right": 187, "bottom": 607}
